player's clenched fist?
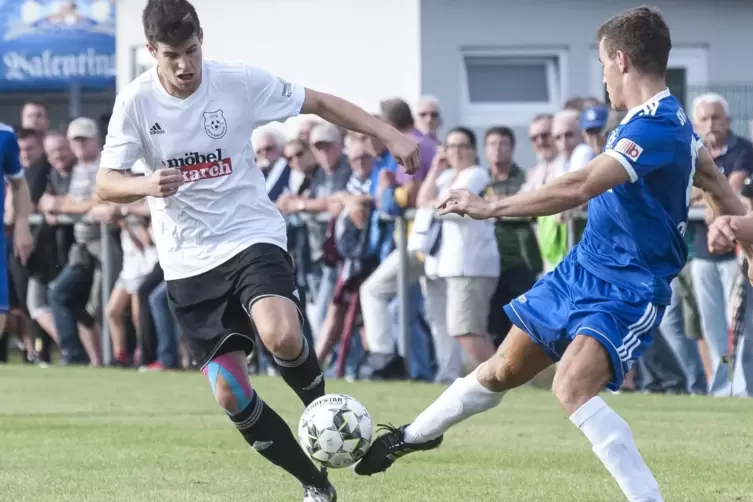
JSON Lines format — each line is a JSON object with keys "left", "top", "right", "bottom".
{"left": 145, "top": 168, "right": 183, "bottom": 197}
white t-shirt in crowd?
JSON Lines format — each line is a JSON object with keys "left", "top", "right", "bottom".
{"left": 100, "top": 60, "right": 305, "bottom": 280}
{"left": 569, "top": 143, "right": 596, "bottom": 173}
{"left": 424, "top": 166, "right": 500, "bottom": 279}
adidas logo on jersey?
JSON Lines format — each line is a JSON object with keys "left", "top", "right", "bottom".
{"left": 149, "top": 122, "right": 165, "bottom": 135}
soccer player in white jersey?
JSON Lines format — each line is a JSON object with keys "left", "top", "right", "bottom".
{"left": 94, "top": 1, "right": 419, "bottom": 500}
{"left": 354, "top": 6, "right": 745, "bottom": 501}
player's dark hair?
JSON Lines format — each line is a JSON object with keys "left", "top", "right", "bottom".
{"left": 380, "top": 98, "right": 414, "bottom": 131}
{"left": 142, "top": 0, "right": 201, "bottom": 46}
{"left": 16, "top": 128, "right": 40, "bottom": 141}
{"left": 597, "top": 5, "right": 671, "bottom": 77}
{"left": 484, "top": 126, "right": 516, "bottom": 150}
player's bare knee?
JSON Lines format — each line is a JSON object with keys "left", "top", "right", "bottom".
{"left": 251, "top": 297, "right": 303, "bottom": 360}
{"left": 261, "top": 325, "right": 302, "bottom": 360}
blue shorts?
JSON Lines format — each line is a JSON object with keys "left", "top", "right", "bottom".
{"left": 503, "top": 252, "right": 665, "bottom": 391}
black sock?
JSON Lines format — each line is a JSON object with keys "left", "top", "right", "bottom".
{"left": 231, "top": 393, "right": 328, "bottom": 488}
{"left": 274, "top": 337, "right": 325, "bottom": 407}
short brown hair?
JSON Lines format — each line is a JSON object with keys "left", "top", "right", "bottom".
{"left": 596, "top": 5, "right": 671, "bottom": 77}
{"left": 380, "top": 98, "right": 414, "bottom": 131}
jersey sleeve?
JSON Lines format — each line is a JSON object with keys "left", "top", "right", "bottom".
{"left": 244, "top": 65, "right": 305, "bottom": 127}
{"left": 100, "top": 93, "right": 144, "bottom": 171}
{"left": 603, "top": 118, "right": 674, "bottom": 182}
{"left": 0, "top": 129, "right": 23, "bottom": 180}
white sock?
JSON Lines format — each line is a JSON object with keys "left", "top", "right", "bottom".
{"left": 404, "top": 369, "right": 505, "bottom": 443}
{"left": 570, "top": 397, "right": 662, "bottom": 502}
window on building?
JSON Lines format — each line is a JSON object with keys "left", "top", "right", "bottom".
{"left": 460, "top": 49, "right": 568, "bottom": 126}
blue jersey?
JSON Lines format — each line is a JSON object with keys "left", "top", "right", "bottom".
{"left": 575, "top": 89, "right": 697, "bottom": 305}
{"left": 0, "top": 123, "right": 23, "bottom": 211}
{"left": 0, "top": 123, "right": 23, "bottom": 311}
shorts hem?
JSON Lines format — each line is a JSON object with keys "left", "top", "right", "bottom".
{"left": 503, "top": 302, "right": 561, "bottom": 362}
{"left": 199, "top": 332, "right": 256, "bottom": 371}
{"left": 246, "top": 293, "right": 303, "bottom": 324}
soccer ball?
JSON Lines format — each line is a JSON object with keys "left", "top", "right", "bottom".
{"left": 297, "top": 393, "right": 373, "bottom": 469}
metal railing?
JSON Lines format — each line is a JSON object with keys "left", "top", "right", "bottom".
{"left": 26, "top": 206, "right": 709, "bottom": 368}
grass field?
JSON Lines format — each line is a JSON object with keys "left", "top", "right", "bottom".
{"left": 2, "top": 366, "right": 753, "bottom": 501}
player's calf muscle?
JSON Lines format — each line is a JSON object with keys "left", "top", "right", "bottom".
{"left": 552, "top": 336, "right": 611, "bottom": 414}
{"left": 476, "top": 327, "right": 553, "bottom": 392}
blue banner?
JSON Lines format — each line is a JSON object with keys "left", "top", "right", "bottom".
{"left": 0, "top": 0, "right": 115, "bottom": 91}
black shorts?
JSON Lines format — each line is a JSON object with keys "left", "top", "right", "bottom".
{"left": 166, "top": 242, "right": 302, "bottom": 369}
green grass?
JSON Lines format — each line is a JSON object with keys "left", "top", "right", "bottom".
{"left": 2, "top": 366, "right": 753, "bottom": 501}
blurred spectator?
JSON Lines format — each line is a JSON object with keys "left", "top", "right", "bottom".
{"left": 533, "top": 109, "right": 582, "bottom": 272}
{"left": 315, "top": 137, "right": 378, "bottom": 364}
{"left": 101, "top": 198, "right": 158, "bottom": 367}
{"left": 569, "top": 105, "right": 609, "bottom": 172}
{"left": 21, "top": 101, "right": 49, "bottom": 135}
{"left": 483, "top": 126, "right": 541, "bottom": 345}
{"left": 42, "top": 119, "right": 103, "bottom": 366}
{"left": 280, "top": 122, "right": 351, "bottom": 333}
{"left": 6, "top": 128, "right": 54, "bottom": 362}
{"left": 16, "top": 129, "right": 51, "bottom": 206}
{"left": 416, "top": 127, "right": 498, "bottom": 380}
{"left": 297, "top": 118, "right": 322, "bottom": 144}
{"left": 522, "top": 114, "right": 557, "bottom": 191}
{"left": 254, "top": 130, "right": 291, "bottom": 202}
{"left": 278, "top": 139, "right": 321, "bottom": 351}
{"left": 360, "top": 99, "right": 436, "bottom": 381}
{"left": 691, "top": 93, "right": 753, "bottom": 396}
{"left": 415, "top": 96, "right": 442, "bottom": 141}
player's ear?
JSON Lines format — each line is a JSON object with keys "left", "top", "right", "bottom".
{"left": 147, "top": 42, "right": 157, "bottom": 59}
{"left": 615, "top": 50, "right": 629, "bottom": 74}
{"left": 198, "top": 28, "right": 204, "bottom": 45}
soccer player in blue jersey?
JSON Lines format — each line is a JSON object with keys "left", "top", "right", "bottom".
{"left": 354, "top": 6, "right": 747, "bottom": 501}
{"left": 0, "top": 124, "right": 34, "bottom": 333}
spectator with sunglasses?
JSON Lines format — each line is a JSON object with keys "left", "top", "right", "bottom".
{"left": 415, "top": 96, "right": 442, "bottom": 142}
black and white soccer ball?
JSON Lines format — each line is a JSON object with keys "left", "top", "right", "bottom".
{"left": 297, "top": 393, "right": 373, "bottom": 469}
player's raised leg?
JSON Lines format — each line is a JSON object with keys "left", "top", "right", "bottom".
{"left": 202, "top": 349, "right": 336, "bottom": 501}
{"left": 251, "top": 295, "right": 325, "bottom": 407}
{"left": 354, "top": 325, "right": 553, "bottom": 476}
{"left": 554, "top": 333, "right": 662, "bottom": 502}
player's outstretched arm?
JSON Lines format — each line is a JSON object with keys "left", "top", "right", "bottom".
{"left": 301, "top": 89, "right": 420, "bottom": 173}
{"left": 437, "top": 154, "right": 628, "bottom": 219}
{"left": 696, "top": 144, "right": 753, "bottom": 257}
{"left": 694, "top": 145, "right": 747, "bottom": 218}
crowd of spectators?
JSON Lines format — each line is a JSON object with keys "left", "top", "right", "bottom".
{"left": 3, "top": 91, "right": 753, "bottom": 398}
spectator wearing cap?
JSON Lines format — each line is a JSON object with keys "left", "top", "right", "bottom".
{"left": 279, "top": 122, "right": 351, "bottom": 333}
{"left": 569, "top": 104, "right": 610, "bottom": 173}
{"left": 42, "top": 117, "right": 104, "bottom": 366}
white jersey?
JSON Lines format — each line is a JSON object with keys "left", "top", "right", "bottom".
{"left": 100, "top": 60, "right": 305, "bottom": 280}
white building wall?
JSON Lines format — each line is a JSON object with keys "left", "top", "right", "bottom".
{"left": 115, "top": 0, "right": 422, "bottom": 138}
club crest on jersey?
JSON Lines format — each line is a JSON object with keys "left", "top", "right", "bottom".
{"left": 614, "top": 138, "right": 643, "bottom": 161}
{"left": 203, "top": 109, "right": 227, "bottom": 139}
